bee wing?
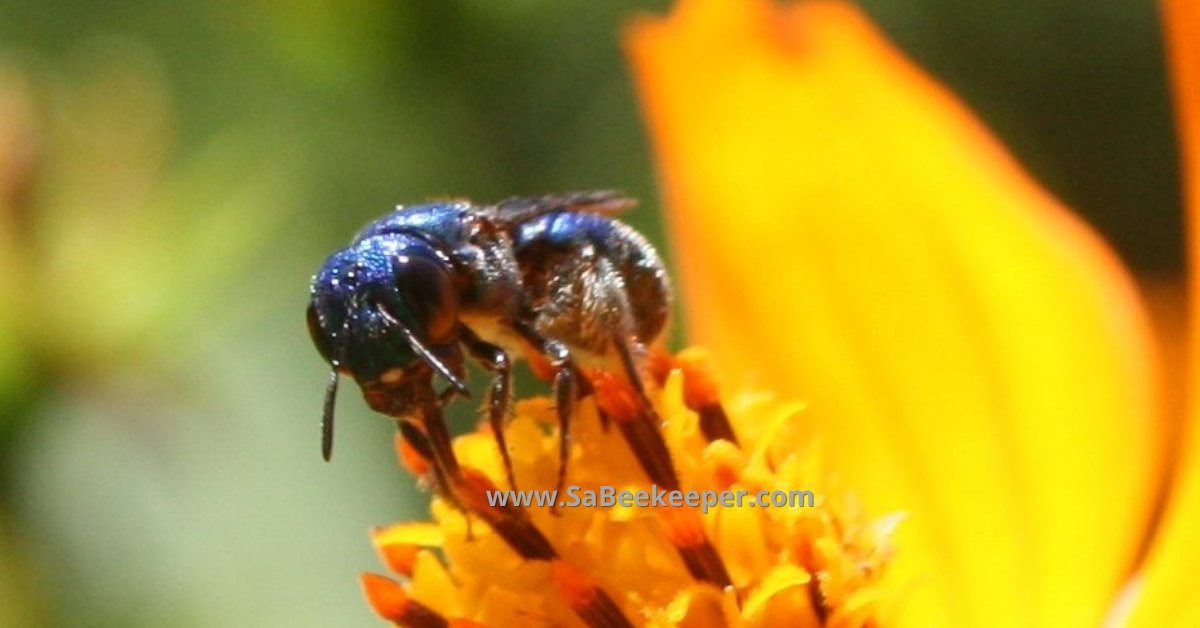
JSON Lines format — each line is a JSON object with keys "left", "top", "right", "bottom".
{"left": 488, "top": 191, "right": 636, "bottom": 227}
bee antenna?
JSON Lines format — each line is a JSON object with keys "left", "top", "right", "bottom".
{"left": 321, "top": 366, "right": 339, "bottom": 461}
{"left": 378, "top": 303, "right": 470, "bottom": 396}
{"left": 321, "top": 315, "right": 352, "bottom": 462}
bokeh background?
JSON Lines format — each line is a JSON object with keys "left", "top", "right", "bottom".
{"left": 0, "top": 1, "right": 1180, "bottom": 627}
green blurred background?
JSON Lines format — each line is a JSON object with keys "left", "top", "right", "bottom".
{"left": 0, "top": 1, "right": 1179, "bottom": 627}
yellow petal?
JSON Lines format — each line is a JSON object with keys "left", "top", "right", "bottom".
{"left": 372, "top": 521, "right": 445, "bottom": 548}
{"left": 1121, "top": 1, "right": 1200, "bottom": 627}
{"left": 740, "top": 563, "right": 814, "bottom": 621}
{"left": 626, "top": 1, "right": 1161, "bottom": 627}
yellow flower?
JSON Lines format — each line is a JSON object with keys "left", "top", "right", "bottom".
{"left": 625, "top": 0, "right": 1200, "bottom": 627}
{"left": 362, "top": 353, "right": 901, "bottom": 627}
{"left": 357, "top": 0, "right": 1200, "bottom": 626}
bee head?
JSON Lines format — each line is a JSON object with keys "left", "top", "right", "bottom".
{"left": 307, "top": 235, "right": 467, "bottom": 460}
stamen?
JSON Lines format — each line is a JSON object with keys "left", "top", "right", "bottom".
{"left": 361, "top": 573, "right": 449, "bottom": 628}
{"left": 453, "top": 468, "right": 557, "bottom": 561}
{"left": 659, "top": 506, "right": 733, "bottom": 588}
{"left": 373, "top": 534, "right": 420, "bottom": 577}
{"left": 591, "top": 369, "right": 680, "bottom": 490}
{"left": 676, "top": 349, "right": 738, "bottom": 444}
{"left": 395, "top": 432, "right": 433, "bottom": 478}
{"left": 366, "top": 349, "right": 899, "bottom": 628}
{"left": 551, "top": 561, "right": 636, "bottom": 628}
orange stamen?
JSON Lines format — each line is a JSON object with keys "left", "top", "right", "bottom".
{"left": 589, "top": 369, "right": 642, "bottom": 424}
{"left": 395, "top": 431, "right": 432, "bottom": 477}
{"left": 676, "top": 348, "right": 721, "bottom": 410}
{"left": 658, "top": 504, "right": 708, "bottom": 548}
{"left": 525, "top": 349, "right": 556, "bottom": 383}
{"left": 360, "top": 572, "right": 414, "bottom": 623}
{"left": 551, "top": 560, "right": 600, "bottom": 609}
{"left": 374, "top": 538, "right": 420, "bottom": 577}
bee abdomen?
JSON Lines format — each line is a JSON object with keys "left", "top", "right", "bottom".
{"left": 512, "top": 211, "right": 671, "bottom": 348}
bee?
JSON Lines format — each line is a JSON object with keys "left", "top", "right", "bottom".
{"left": 306, "top": 191, "right": 675, "bottom": 498}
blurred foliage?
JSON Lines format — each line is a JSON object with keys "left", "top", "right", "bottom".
{"left": 0, "top": 1, "right": 1179, "bottom": 628}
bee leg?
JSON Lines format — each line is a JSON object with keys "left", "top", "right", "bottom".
{"left": 458, "top": 325, "right": 518, "bottom": 491}
{"left": 513, "top": 321, "right": 577, "bottom": 508}
{"left": 613, "top": 329, "right": 651, "bottom": 401}
{"left": 436, "top": 384, "right": 461, "bottom": 408}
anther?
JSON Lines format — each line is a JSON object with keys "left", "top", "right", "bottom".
{"left": 453, "top": 468, "right": 558, "bottom": 561}
{"left": 658, "top": 506, "right": 733, "bottom": 589}
{"left": 360, "top": 573, "right": 449, "bottom": 628}
{"left": 551, "top": 560, "right": 636, "bottom": 628}
{"left": 675, "top": 349, "right": 739, "bottom": 445}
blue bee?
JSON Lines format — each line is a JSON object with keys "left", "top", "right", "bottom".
{"left": 307, "top": 192, "right": 675, "bottom": 498}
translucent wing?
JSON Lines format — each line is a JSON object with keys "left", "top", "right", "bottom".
{"left": 486, "top": 191, "right": 636, "bottom": 227}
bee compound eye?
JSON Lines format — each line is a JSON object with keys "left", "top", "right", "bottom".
{"left": 394, "top": 254, "right": 458, "bottom": 343}
{"left": 306, "top": 303, "right": 335, "bottom": 362}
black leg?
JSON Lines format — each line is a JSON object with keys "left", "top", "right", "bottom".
{"left": 458, "top": 325, "right": 517, "bottom": 490}
{"left": 513, "top": 321, "right": 577, "bottom": 503}
{"left": 436, "top": 385, "right": 460, "bottom": 408}
{"left": 613, "top": 330, "right": 651, "bottom": 403}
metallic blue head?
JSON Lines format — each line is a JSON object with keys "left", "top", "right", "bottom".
{"left": 307, "top": 234, "right": 467, "bottom": 460}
